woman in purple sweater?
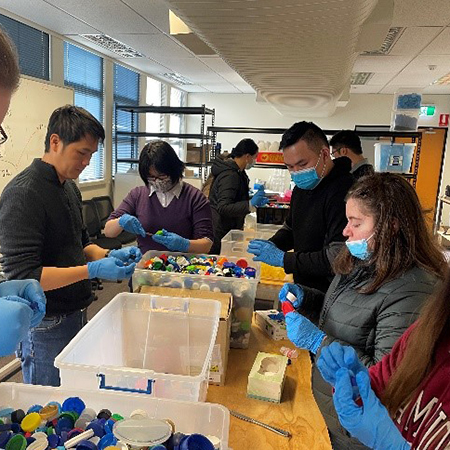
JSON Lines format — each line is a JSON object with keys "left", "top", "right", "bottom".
{"left": 105, "top": 140, "right": 214, "bottom": 254}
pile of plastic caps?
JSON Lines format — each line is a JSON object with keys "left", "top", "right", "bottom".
{"left": 141, "top": 254, "right": 257, "bottom": 279}
{"left": 0, "top": 397, "right": 217, "bottom": 450}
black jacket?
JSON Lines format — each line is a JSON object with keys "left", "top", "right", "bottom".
{"left": 302, "top": 265, "right": 439, "bottom": 449}
{"left": 208, "top": 157, "right": 250, "bottom": 254}
{"left": 270, "top": 157, "right": 354, "bottom": 292}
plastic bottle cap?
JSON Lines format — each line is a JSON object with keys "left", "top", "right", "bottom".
{"left": 0, "top": 430, "right": 11, "bottom": 448}
{"left": 21, "top": 412, "right": 42, "bottom": 432}
{"left": 178, "top": 434, "right": 215, "bottom": 450}
{"left": 76, "top": 439, "right": 97, "bottom": 450}
{"left": 286, "top": 292, "right": 296, "bottom": 304}
{"left": 129, "top": 410, "right": 148, "bottom": 420}
{"left": 112, "top": 418, "right": 171, "bottom": 446}
{"left": 26, "top": 439, "right": 48, "bottom": 450}
{"left": 47, "top": 433, "right": 60, "bottom": 448}
{"left": 27, "top": 405, "right": 43, "bottom": 415}
{"left": 206, "top": 435, "right": 221, "bottom": 449}
{"left": 6, "top": 434, "right": 27, "bottom": 450}
{"left": 31, "top": 432, "right": 49, "bottom": 442}
{"left": 0, "top": 407, "right": 14, "bottom": 418}
{"left": 64, "top": 429, "right": 94, "bottom": 449}
{"left": 39, "top": 404, "right": 59, "bottom": 421}
{"left": 62, "top": 397, "right": 86, "bottom": 416}
{"left": 98, "top": 433, "right": 117, "bottom": 450}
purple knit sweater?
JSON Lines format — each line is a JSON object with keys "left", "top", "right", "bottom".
{"left": 109, "top": 182, "right": 213, "bottom": 253}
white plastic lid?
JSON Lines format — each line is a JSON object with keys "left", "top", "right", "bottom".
{"left": 286, "top": 292, "right": 297, "bottom": 303}
{"left": 112, "top": 418, "right": 172, "bottom": 447}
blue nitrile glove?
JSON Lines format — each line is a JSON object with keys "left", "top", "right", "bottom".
{"left": 333, "top": 368, "right": 410, "bottom": 450}
{"left": 151, "top": 229, "right": 190, "bottom": 252}
{"left": 0, "top": 279, "right": 46, "bottom": 328}
{"left": 247, "top": 239, "right": 284, "bottom": 267}
{"left": 0, "top": 296, "right": 33, "bottom": 356}
{"left": 118, "top": 214, "right": 146, "bottom": 237}
{"left": 108, "top": 246, "right": 142, "bottom": 264}
{"left": 250, "top": 189, "right": 269, "bottom": 207}
{"left": 87, "top": 258, "right": 136, "bottom": 280}
{"left": 317, "top": 342, "right": 366, "bottom": 387}
{"left": 279, "top": 283, "right": 304, "bottom": 308}
{"left": 283, "top": 307, "right": 326, "bottom": 354}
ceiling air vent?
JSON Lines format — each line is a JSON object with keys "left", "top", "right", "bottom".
{"left": 160, "top": 72, "right": 193, "bottom": 86}
{"left": 80, "top": 34, "right": 144, "bottom": 58}
{"left": 361, "top": 27, "right": 404, "bottom": 56}
{"left": 350, "top": 72, "right": 374, "bottom": 85}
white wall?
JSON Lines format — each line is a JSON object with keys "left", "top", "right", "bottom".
{"left": 188, "top": 93, "right": 450, "bottom": 192}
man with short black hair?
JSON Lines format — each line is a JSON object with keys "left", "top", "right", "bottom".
{"left": 248, "top": 121, "right": 354, "bottom": 294}
{"left": 0, "top": 104, "right": 140, "bottom": 386}
{"left": 330, "top": 129, "right": 374, "bottom": 180}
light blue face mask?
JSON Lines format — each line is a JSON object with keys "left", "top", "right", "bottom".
{"left": 290, "top": 153, "right": 323, "bottom": 190}
{"left": 346, "top": 234, "right": 374, "bottom": 260}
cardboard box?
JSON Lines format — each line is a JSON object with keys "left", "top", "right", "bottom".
{"left": 186, "top": 144, "right": 212, "bottom": 164}
{"left": 254, "top": 310, "right": 287, "bottom": 341}
{"left": 139, "top": 285, "right": 232, "bottom": 386}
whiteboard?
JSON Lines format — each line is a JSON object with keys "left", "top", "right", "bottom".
{"left": 0, "top": 76, "right": 74, "bottom": 193}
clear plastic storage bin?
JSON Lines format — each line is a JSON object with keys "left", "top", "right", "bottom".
{"left": 390, "top": 109, "right": 420, "bottom": 131}
{"left": 55, "top": 293, "right": 220, "bottom": 402}
{"left": 133, "top": 251, "right": 260, "bottom": 349}
{"left": 0, "top": 383, "right": 230, "bottom": 449}
{"left": 374, "top": 143, "right": 416, "bottom": 173}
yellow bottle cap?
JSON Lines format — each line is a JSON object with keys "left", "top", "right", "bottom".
{"left": 21, "top": 412, "right": 42, "bottom": 432}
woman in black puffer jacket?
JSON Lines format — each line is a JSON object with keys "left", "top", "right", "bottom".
{"left": 208, "top": 138, "right": 267, "bottom": 254}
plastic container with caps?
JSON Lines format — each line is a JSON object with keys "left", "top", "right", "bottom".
{"left": 393, "top": 91, "right": 422, "bottom": 110}
{"left": 374, "top": 143, "right": 416, "bottom": 173}
{"left": 133, "top": 251, "right": 260, "bottom": 350}
{"left": 390, "top": 110, "right": 420, "bottom": 131}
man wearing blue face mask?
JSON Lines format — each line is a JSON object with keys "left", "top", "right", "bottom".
{"left": 248, "top": 121, "right": 353, "bottom": 293}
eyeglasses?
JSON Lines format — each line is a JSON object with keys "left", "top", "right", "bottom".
{"left": 0, "top": 126, "right": 7, "bottom": 145}
{"left": 331, "top": 147, "right": 342, "bottom": 156}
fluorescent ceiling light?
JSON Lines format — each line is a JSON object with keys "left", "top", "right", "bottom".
{"left": 80, "top": 34, "right": 144, "bottom": 58}
{"left": 361, "top": 27, "right": 404, "bottom": 55}
{"left": 160, "top": 72, "right": 193, "bottom": 86}
{"left": 432, "top": 72, "right": 450, "bottom": 85}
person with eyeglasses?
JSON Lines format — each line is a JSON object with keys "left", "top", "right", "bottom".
{"left": 330, "top": 130, "right": 374, "bottom": 180}
{"left": 0, "top": 27, "right": 47, "bottom": 357}
{"left": 105, "top": 140, "right": 214, "bottom": 256}
{"left": 0, "top": 104, "right": 139, "bottom": 386}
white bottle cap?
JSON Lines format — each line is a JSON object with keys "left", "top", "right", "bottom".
{"left": 286, "top": 292, "right": 297, "bottom": 303}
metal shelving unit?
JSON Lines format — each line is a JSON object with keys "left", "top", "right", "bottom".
{"left": 207, "top": 126, "right": 422, "bottom": 187}
{"left": 115, "top": 104, "right": 215, "bottom": 180}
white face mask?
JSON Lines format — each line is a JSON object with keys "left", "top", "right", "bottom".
{"left": 246, "top": 155, "right": 256, "bottom": 170}
{"left": 148, "top": 177, "right": 173, "bottom": 193}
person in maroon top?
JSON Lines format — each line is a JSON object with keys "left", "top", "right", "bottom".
{"left": 105, "top": 140, "right": 213, "bottom": 254}
{"left": 317, "top": 270, "right": 450, "bottom": 450}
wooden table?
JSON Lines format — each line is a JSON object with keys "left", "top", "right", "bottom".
{"left": 207, "top": 324, "right": 332, "bottom": 450}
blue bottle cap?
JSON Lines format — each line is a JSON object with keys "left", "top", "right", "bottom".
{"left": 10, "top": 423, "right": 20, "bottom": 434}
{"left": 27, "top": 405, "right": 43, "bottom": 415}
{"left": 0, "top": 408, "right": 14, "bottom": 419}
{"left": 0, "top": 430, "right": 11, "bottom": 447}
{"left": 98, "top": 433, "right": 117, "bottom": 450}
{"left": 25, "top": 437, "right": 36, "bottom": 446}
{"left": 55, "top": 417, "right": 73, "bottom": 434}
{"left": 62, "top": 398, "right": 86, "bottom": 416}
{"left": 47, "top": 433, "right": 60, "bottom": 448}
{"left": 86, "top": 420, "right": 105, "bottom": 438}
{"left": 177, "top": 434, "right": 214, "bottom": 450}
{"left": 75, "top": 440, "right": 97, "bottom": 450}
{"left": 104, "top": 420, "right": 115, "bottom": 435}
{"left": 0, "top": 424, "right": 12, "bottom": 432}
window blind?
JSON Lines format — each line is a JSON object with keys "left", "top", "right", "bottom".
{"left": 64, "top": 42, "right": 104, "bottom": 182}
{"left": 0, "top": 14, "right": 49, "bottom": 80}
{"left": 113, "top": 64, "right": 140, "bottom": 175}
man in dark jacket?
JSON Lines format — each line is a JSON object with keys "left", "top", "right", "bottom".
{"left": 248, "top": 122, "right": 354, "bottom": 293}
{"left": 330, "top": 129, "right": 374, "bottom": 180}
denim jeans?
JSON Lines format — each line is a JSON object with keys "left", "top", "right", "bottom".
{"left": 18, "top": 309, "right": 87, "bottom": 386}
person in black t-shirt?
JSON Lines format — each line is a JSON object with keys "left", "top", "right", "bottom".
{"left": 247, "top": 121, "right": 354, "bottom": 293}
{"left": 330, "top": 129, "right": 374, "bottom": 180}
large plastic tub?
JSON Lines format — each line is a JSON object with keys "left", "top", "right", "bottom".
{"left": 374, "top": 143, "right": 416, "bottom": 173}
{"left": 133, "top": 251, "right": 260, "bottom": 349}
{"left": 0, "top": 383, "right": 230, "bottom": 449}
{"left": 55, "top": 293, "right": 220, "bottom": 402}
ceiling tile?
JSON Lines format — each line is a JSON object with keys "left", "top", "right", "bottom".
{"left": 45, "top": 0, "right": 159, "bottom": 34}
{"left": 353, "top": 55, "right": 411, "bottom": 73}
{"left": 393, "top": 0, "right": 450, "bottom": 26}
{"left": 422, "top": 27, "right": 450, "bottom": 55}
{"left": 0, "top": 1, "right": 99, "bottom": 34}
{"left": 120, "top": 0, "right": 171, "bottom": 33}
{"left": 388, "top": 27, "right": 442, "bottom": 56}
